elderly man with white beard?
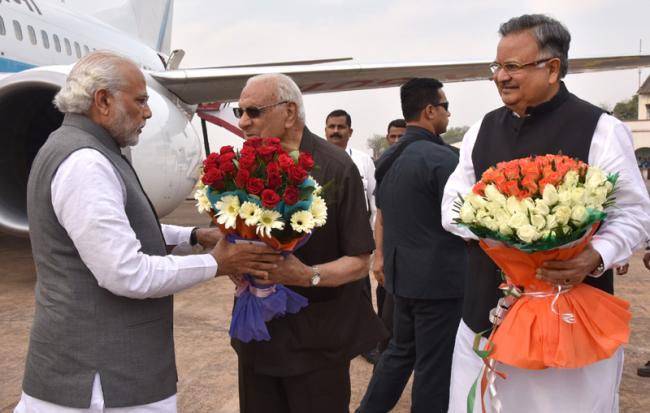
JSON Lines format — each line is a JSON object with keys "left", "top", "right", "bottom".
{"left": 15, "top": 51, "right": 280, "bottom": 413}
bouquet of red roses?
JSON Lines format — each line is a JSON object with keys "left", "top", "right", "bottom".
{"left": 454, "top": 154, "right": 630, "bottom": 410}
{"left": 195, "top": 137, "right": 327, "bottom": 342}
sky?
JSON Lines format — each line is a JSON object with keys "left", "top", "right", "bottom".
{"left": 170, "top": 0, "right": 650, "bottom": 154}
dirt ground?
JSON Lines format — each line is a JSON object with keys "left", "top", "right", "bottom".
{"left": 1, "top": 200, "right": 649, "bottom": 412}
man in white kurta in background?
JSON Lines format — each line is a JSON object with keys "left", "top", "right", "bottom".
{"left": 324, "top": 109, "right": 380, "bottom": 364}
{"left": 16, "top": 51, "right": 280, "bottom": 413}
{"left": 441, "top": 14, "right": 650, "bottom": 412}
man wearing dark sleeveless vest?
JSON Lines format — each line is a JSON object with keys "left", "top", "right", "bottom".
{"left": 441, "top": 15, "right": 650, "bottom": 412}
{"left": 16, "top": 52, "right": 281, "bottom": 413}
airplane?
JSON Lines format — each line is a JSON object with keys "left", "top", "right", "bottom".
{"left": 1, "top": 0, "right": 649, "bottom": 237}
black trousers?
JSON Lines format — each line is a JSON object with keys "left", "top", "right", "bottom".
{"left": 238, "top": 359, "right": 351, "bottom": 413}
{"left": 357, "top": 295, "right": 462, "bottom": 413}
{"left": 376, "top": 286, "right": 394, "bottom": 352}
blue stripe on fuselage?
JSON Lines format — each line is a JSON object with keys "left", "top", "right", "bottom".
{"left": 0, "top": 57, "right": 37, "bottom": 72}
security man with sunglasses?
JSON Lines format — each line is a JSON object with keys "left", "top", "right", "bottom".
{"left": 357, "top": 78, "right": 466, "bottom": 413}
{"left": 231, "top": 73, "right": 387, "bottom": 413}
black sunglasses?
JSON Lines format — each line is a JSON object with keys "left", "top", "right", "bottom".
{"left": 432, "top": 101, "right": 449, "bottom": 111}
{"left": 233, "top": 101, "right": 288, "bottom": 119}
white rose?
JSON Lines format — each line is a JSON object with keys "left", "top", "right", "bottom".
{"left": 561, "top": 170, "right": 579, "bottom": 189}
{"left": 493, "top": 208, "right": 511, "bottom": 226}
{"left": 570, "top": 205, "right": 589, "bottom": 225}
{"left": 530, "top": 213, "right": 546, "bottom": 230}
{"left": 485, "top": 200, "right": 504, "bottom": 216}
{"left": 546, "top": 214, "right": 559, "bottom": 231}
{"left": 508, "top": 212, "right": 530, "bottom": 229}
{"left": 475, "top": 208, "right": 489, "bottom": 221}
{"left": 478, "top": 216, "right": 499, "bottom": 232}
{"left": 521, "top": 197, "right": 536, "bottom": 212}
{"left": 533, "top": 199, "right": 550, "bottom": 216}
{"left": 506, "top": 196, "right": 525, "bottom": 215}
{"left": 517, "top": 224, "right": 541, "bottom": 243}
{"left": 570, "top": 187, "right": 586, "bottom": 205}
{"left": 553, "top": 205, "right": 572, "bottom": 225}
{"left": 585, "top": 167, "right": 607, "bottom": 189}
{"left": 484, "top": 184, "right": 506, "bottom": 206}
{"left": 542, "top": 184, "right": 559, "bottom": 206}
{"left": 499, "top": 224, "right": 513, "bottom": 236}
{"left": 466, "top": 192, "right": 487, "bottom": 209}
{"left": 557, "top": 188, "right": 573, "bottom": 206}
{"left": 585, "top": 187, "right": 607, "bottom": 209}
{"left": 459, "top": 202, "right": 476, "bottom": 224}
{"left": 605, "top": 181, "right": 614, "bottom": 194}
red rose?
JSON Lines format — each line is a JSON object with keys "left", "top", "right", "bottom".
{"left": 245, "top": 137, "right": 263, "bottom": 148}
{"left": 202, "top": 168, "right": 225, "bottom": 188}
{"left": 503, "top": 164, "right": 520, "bottom": 180}
{"left": 298, "top": 152, "right": 314, "bottom": 171}
{"left": 239, "top": 154, "right": 257, "bottom": 171}
{"left": 203, "top": 152, "right": 219, "bottom": 168}
{"left": 257, "top": 145, "right": 278, "bottom": 161}
{"left": 246, "top": 178, "right": 265, "bottom": 195}
{"left": 521, "top": 175, "right": 538, "bottom": 194}
{"left": 288, "top": 165, "right": 307, "bottom": 184}
{"left": 278, "top": 153, "right": 294, "bottom": 170}
{"left": 261, "top": 189, "right": 281, "bottom": 209}
{"left": 219, "top": 152, "right": 236, "bottom": 164}
{"left": 235, "top": 168, "right": 250, "bottom": 188}
{"left": 240, "top": 146, "right": 257, "bottom": 157}
{"left": 266, "top": 162, "right": 283, "bottom": 188}
{"left": 220, "top": 160, "right": 235, "bottom": 174}
{"left": 283, "top": 185, "right": 299, "bottom": 205}
{"left": 265, "top": 137, "right": 281, "bottom": 146}
{"left": 220, "top": 145, "right": 235, "bottom": 155}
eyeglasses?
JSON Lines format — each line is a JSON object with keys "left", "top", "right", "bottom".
{"left": 488, "top": 58, "right": 553, "bottom": 75}
{"left": 233, "top": 101, "right": 288, "bottom": 119}
{"left": 432, "top": 101, "right": 449, "bottom": 111}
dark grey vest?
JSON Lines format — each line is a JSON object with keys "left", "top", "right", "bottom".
{"left": 465, "top": 83, "right": 612, "bottom": 335}
{"left": 23, "top": 113, "right": 176, "bottom": 408}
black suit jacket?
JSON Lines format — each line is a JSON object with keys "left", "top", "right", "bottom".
{"left": 376, "top": 126, "right": 467, "bottom": 300}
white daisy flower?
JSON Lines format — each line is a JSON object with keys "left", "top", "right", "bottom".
{"left": 193, "top": 186, "right": 212, "bottom": 214}
{"left": 290, "top": 210, "right": 316, "bottom": 233}
{"left": 256, "top": 209, "right": 284, "bottom": 238}
{"left": 215, "top": 195, "right": 240, "bottom": 229}
{"left": 310, "top": 195, "right": 327, "bottom": 226}
{"left": 239, "top": 201, "right": 262, "bottom": 226}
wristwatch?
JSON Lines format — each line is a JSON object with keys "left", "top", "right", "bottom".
{"left": 189, "top": 227, "right": 199, "bottom": 246}
{"left": 590, "top": 258, "right": 605, "bottom": 276}
{"left": 310, "top": 266, "right": 321, "bottom": 286}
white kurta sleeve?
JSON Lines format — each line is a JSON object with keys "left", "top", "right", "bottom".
{"left": 441, "top": 121, "right": 482, "bottom": 240}
{"left": 51, "top": 149, "right": 218, "bottom": 299}
{"left": 588, "top": 114, "right": 650, "bottom": 270}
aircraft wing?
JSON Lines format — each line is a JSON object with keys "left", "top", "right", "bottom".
{"left": 151, "top": 54, "right": 650, "bottom": 105}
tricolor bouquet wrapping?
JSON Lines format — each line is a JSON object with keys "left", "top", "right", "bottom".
{"left": 454, "top": 154, "right": 630, "bottom": 371}
{"left": 194, "top": 137, "right": 327, "bottom": 342}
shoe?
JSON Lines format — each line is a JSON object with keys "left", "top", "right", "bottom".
{"left": 638, "top": 361, "right": 650, "bottom": 377}
{"left": 361, "top": 348, "right": 381, "bottom": 365}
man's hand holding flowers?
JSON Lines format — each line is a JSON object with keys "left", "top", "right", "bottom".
{"left": 536, "top": 243, "right": 602, "bottom": 286}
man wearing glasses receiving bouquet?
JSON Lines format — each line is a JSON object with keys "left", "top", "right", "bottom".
{"left": 229, "top": 73, "right": 387, "bottom": 413}
{"left": 442, "top": 14, "right": 650, "bottom": 413}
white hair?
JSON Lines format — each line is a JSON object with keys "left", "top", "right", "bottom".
{"left": 54, "top": 51, "right": 136, "bottom": 114}
{"left": 246, "top": 73, "right": 306, "bottom": 122}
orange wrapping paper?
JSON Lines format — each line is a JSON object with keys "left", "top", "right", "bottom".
{"left": 479, "top": 228, "right": 630, "bottom": 370}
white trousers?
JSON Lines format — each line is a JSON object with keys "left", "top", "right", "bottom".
{"left": 14, "top": 373, "right": 177, "bottom": 413}
{"left": 447, "top": 320, "right": 623, "bottom": 413}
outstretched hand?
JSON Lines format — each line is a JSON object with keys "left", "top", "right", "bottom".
{"left": 266, "top": 254, "right": 311, "bottom": 287}
{"left": 210, "top": 239, "right": 282, "bottom": 278}
{"left": 196, "top": 228, "right": 224, "bottom": 249}
{"left": 536, "top": 243, "right": 602, "bottom": 287}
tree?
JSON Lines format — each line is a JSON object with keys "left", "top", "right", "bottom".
{"left": 612, "top": 95, "right": 638, "bottom": 121}
{"left": 441, "top": 126, "right": 470, "bottom": 145}
{"left": 367, "top": 134, "right": 388, "bottom": 160}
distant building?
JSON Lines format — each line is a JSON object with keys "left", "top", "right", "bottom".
{"left": 626, "top": 75, "right": 650, "bottom": 179}
{"left": 639, "top": 76, "right": 650, "bottom": 120}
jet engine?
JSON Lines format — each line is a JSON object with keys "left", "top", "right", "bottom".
{"left": 0, "top": 66, "right": 203, "bottom": 237}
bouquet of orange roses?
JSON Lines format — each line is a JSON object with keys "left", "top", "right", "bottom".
{"left": 454, "top": 154, "right": 630, "bottom": 409}
{"left": 195, "top": 137, "right": 327, "bottom": 342}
